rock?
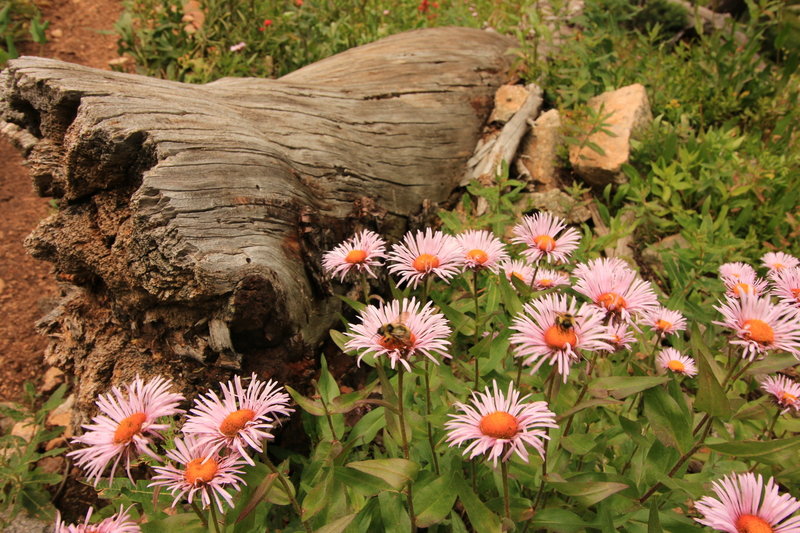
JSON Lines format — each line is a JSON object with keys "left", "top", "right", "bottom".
{"left": 46, "top": 394, "right": 74, "bottom": 438}
{"left": 38, "top": 367, "right": 65, "bottom": 395}
{"left": 36, "top": 456, "right": 65, "bottom": 476}
{"left": 522, "top": 189, "right": 592, "bottom": 225}
{"left": 10, "top": 419, "right": 36, "bottom": 443}
{"left": 569, "top": 83, "right": 652, "bottom": 186}
{"left": 488, "top": 85, "right": 530, "bottom": 124}
{"left": 517, "top": 109, "right": 562, "bottom": 189}
{"left": 0, "top": 511, "right": 50, "bottom": 533}
{"left": 641, "top": 233, "right": 689, "bottom": 272}
{"left": 49, "top": 28, "right": 63, "bottom": 39}
{"left": 0, "top": 402, "right": 16, "bottom": 434}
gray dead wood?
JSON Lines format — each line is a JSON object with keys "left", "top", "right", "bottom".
{"left": 0, "top": 27, "right": 516, "bottom": 413}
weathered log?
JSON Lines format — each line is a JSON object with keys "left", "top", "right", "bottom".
{"left": 0, "top": 27, "right": 516, "bottom": 415}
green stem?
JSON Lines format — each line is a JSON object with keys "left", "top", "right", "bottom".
{"left": 397, "top": 368, "right": 417, "bottom": 532}
{"left": 316, "top": 381, "right": 339, "bottom": 442}
{"left": 515, "top": 356, "right": 525, "bottom": 389}
{"left": 764, "top": 409, "right": 782, "bottom": 439}
{"left": 190, "top": 502, "right": 208, "bottom": 528}
{"left": 359, "top": 271, "right": 371, "bottom": 303}
{"left": 264, "top": 455, "right": 312, "bottom": 533}
{"left": 208, "top": 501, "right": 222, "bottom": 533}
{"left": 424, "top": 359, "right": 440, "bottom": 475}
{"left": 501, "top": 460, "right": 511, "bottom": 520}
{"left": 725, "top": 358, "right": 756, "bottom": 391}
{"left": 473, "top": 269, "right": 481, "bottom": 389}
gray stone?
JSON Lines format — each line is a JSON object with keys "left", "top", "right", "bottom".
{"left": 517, "top": 109, "right": 562, "bottom": 189}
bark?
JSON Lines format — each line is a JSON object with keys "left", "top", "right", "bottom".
{"left": 0, "top": 27, "right": 516, "bottom": 413}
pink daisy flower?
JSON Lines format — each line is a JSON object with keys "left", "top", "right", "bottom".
{"left": 656, "top": 348, "right": 697, "bottom": 377}
{"left": 603, "top": 321, "right": 636, "bottom": 352}
{"left": 694, "top": 473, "right": 800, "bottom": 533}
{"left": 572, "top": 257, "right": 631, "bottom": 280}
{"left": 67, "top": 375, "right": 184, "bottom": 486}
{"left": 511, "top": 212, "right": 581, "bottom": 264}
{"left": 762, "top": 252, "right": 800, "bottom": 275}
{"left": 761, "top": 375, "right": 800, "bottom": 414}
{"left": 771, "top": 267, "right": 800, "bottom": 308}
{"left": 719, "top": 262, "right": 757, "bottom": 280}
{"left": 150, "top": 437, "right": 248, "bottom": 514}
{"left": 532, "top": 268, "right": 571, "bottom": 291}
{"left": 509, "top": 294, "right": 612, "bottom": 382}
{"left": 644, "top": 306, "right": 688, "bottom": 335}
{"left": 721, "top": 269, "right": 769, "bottom": 299}
{"left": 573, "top": 261, "right": 659, "bottom": 323}
{"left": 181, "top": 373, "right": 293, "bottom": 465}
{"left": 499, "top": 259, "right": 536, "bottom": 287}
{"left": 322, "top": 229, "right": 387, "bottom": 282}
{"left": 444, "top": 380, "right": 557, "bottom": 465}
{"left": 387, "top": 228, "right": 464, "bottom": 288}
{"left": 456, "top": 229, "right": 509, "bottom": 272}
{"left": 55, "top": 506, "right": 140, "bottom": 533}
{"left": 713, "top": 295, "right": 800, "bottom": 361}
{"left": 344, "top": 297, "right": 451, "bottom": 372}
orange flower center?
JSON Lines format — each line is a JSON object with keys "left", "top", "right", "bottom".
{"left": 544, "top": 325, "right": 578, "bottom": 350}
{"left": 597, "top": 292, "right": 627, "bottom": 311}
{"left": 773, "top": 263, "right": 785, "bottom": 271}
{"left": 412, "top": 253, "right": 440, "bottom": 272}
{"left": 113, "top": 412, "right": 147, "bottom": 444}
{"left": 735, "top": 514, "right": 774, "bottom": 533}
{"left": 667, "top": 359, "right": 685, "bottom": 372}
{"left": 219, "top": 408, "right": 256, "bottom": 437}
{"left": 791, "top": 288, "right": 800, "bottom": 301}
{"left": 479, "top": 411, "right": 519, "bottom": 439}
{"left": 742, "top": 319, "right": 775, "bottom": 345}
{"left": 733, "top": 282, "right": 753, "bottom": 296}
{"left": 345, "top": 249, "right": 368, "bottom": 264}
{"left": 656, "top": 319, "right": 672, "bottom": 331}
{"left": 538, "top": 278, "right": 553, "bottom": 287}
{"left": 467, "top": 249, "right": 489, "bottom": 264}
{"left": 779, "top": 391, "right": 797, "bottom": 405}
{"left": 185, "top": 457, "right": 219, "bottom": 485}
{"left": 533, "top": 234, "right": 556, "bottom": 252}
{"left": 511, "top": 272, "right": 525, "bottom": 282}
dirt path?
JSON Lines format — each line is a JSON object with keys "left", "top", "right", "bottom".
{"left": 0, "top": 0, "right": 124, "bottom": 401}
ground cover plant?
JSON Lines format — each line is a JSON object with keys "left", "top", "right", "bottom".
{"left": 2, "top": 0, "right": 799, "bottom": 531}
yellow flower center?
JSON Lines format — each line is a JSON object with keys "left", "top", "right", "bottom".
{"left": 467, "top": 249, "right": 489, "bottom": 264}
{"left": 479, "top": 411, "right": 519, "bottom": 439}
{"left": 735, "top": 514, "right": 774, "bottom": 533}
{"left": 345, "top": 249, "right": 368, "bottom": 264}
{"left": 742, "top": 319, "right": 775, "bottom": 345}
{"left": 656, "top": 319, "right": 672, "bottom": 331}
{"left": 733, "top": 282, "right": 753, "bottom": 296}
{"left": 185, "top": 457, "right": 219, "bottom": 485}
{"left": 412, "top": 253, "right": 440, "bottom": 272}
{"left": 667, "top": 359, "right": 685, "bottom": 373}
{"left": 533, "top": 234, "right": 556, "bottom": 252}
{"left": 113, "top": 412, "right": 147, "bottom": 444}
{"left": 779, "top": 391, "right": 797, "bottom": 405}
{"left": 773, "top": 263, "right": 785, "bottom": 271}
{"left": 544, "top": 325, "right": 578, "bottom": 350}
{"left": 219, "top": 408, "right": 256, "bottom": 437}
{"left": 597, "top": 292, "right": 627, "bottom": 311}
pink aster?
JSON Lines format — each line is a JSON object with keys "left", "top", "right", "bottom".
{"left": 721, "top": 269, "right": 769, "bottom": 299}
{"left": 532, "top": 268, "right": 571, "bottom": 291}
{"left": 713, "top": 295, "right": 800, "bottom": 361}
{"left": 761, "top": 375, "right": 800, "bottom": 414}
{"left": 771, "top": 267, "right": 800, "bottom": 308}
{"left": 719, "top": 262, "right": 757, "bottom": 280}
{"left": 572, "top": 257, "right": 632, "bottom": 280}
{"left": 322, "top": 229, "right": 387, "bottom": 282}
{"left": 643, "top": 306, "right": 688, "bottom": 335}
{"left": 509, "top": 294, "right": 612, "bottom": 382}
{"left": 181, "top": 373, "right": 293, "bottom": 465}
{"left": 456, "top": 229, "right": 509, "bottom": 272}
{"left": 603, "top": 321, "right": 636, "bottom": 352}
{"left": 344, "top": 297, "right": 451, "bottom": 372}
{"left": 573, "top": 260, "right": 659, "bottom": 323}
{"left": 387, "top": 228, "right": 464, "bottom": 288}
{"left": 54, "top": 506, "right": 140, "bottom": 533}
{"left": 511, "top": 212, "right": 581, "bottom": 264}
{"left": 498, "top": 259, "right": 536, "bottom": 287}
{"left": 149, "top": 436, "right": 248, "bottom": 514}
{"left": 656, "top": 348, "right": 697, "bottom": 377}
{"left": 694, "top": 473, "right": 800, "bottom": 533}
{"left": 762, "top": 252, "right": 800, "bottom": 275}
{"left": 444, "top": 380, "right": 557, "bottom": 466}
{"left": 67, "top": 375, "right": 185, "bottom": 486}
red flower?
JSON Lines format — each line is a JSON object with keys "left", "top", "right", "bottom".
{"left": 417, "top": 0, "right": 429, "bottom": 13}
{"left": 258, "top": 19, "right": 272, "bottom": 31}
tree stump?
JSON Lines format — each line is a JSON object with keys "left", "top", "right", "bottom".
{"left": 0, "top": 27, "right": 516, "bottom": 416}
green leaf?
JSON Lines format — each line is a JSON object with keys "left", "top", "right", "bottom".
{"left": 412, "top": 474, "right": 458, "bottom": 527}
{"left": 648, "top": 499, "right": 663, "bottom": 533}
{"left": 140, "top": 513, "right": 206, "bottom": 533}
{"left": 315, "top": 513, "right": 357, "bottom": 533}
{"left": 747, "top": 353, "right": 798, "bottom": 375}
{"left": 333, "top": 466, "right": 392, "bottom": 497}
{"left": 706, "top": 437, "right": 800, "bottom": 462}
{"left": 264, "top": 460, "right": 295, "bottom": 506}
{"left": 318, "top": 355, "right": 340, "bottom": 403}
{"left": 336, "top": 293, "right": 366, "bottom": 312}
{"left": 329, "top": 380, "right": 378, "bottom": 414}
{"left": 693, "top": 346, "right": 731, "bottom": 419}
{"left": 556, "top": 398, "right": 623, "bottom": 421}
{"left": 451, "top": 475, "right": 501, "bottom": 533}
{"left": 548, "top": 480, "right": 629, "bottom": 507}
{"left": 330, "top": 329, "right": 349, "bottom": 352}
{"left": 643, "top": 387, "right": 692, "bottom": 454}
{"left": 528, "top": 508, "right": 592, "bottom": 533}
{"left": 430, "top": 293, "right": 475, "bottom": 336}
{"left": 589, "top": 376, "right": 669, "bottom": 399}
{"left": 287, "top": 386, "right": 326, "bottom": 416}
{"left": 346, "top": 459, "right": 418, "bottom": 490}
{"left": 378, "top": 491, "right": 411, "bottom": 533}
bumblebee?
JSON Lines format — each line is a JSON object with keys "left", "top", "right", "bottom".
{"left": 554, "top": 312, "right": 580, "bottom": 332}
{"left": 377, "top": 313, "right": 413, "bottom": 350}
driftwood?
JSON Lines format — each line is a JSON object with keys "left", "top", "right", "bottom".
{"left": 0, "top": 27, "right": 516, "bottom": 415}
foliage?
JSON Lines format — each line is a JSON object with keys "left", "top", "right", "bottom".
{"left": 0, "top": 0, "right": 48, "bottom": 66}
{"left": 0, "top": 383, "right": 66, "bottom": 526}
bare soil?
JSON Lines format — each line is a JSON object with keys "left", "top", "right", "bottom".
{"left": 0, "top": 0, "right": 124, "bottom": 402}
